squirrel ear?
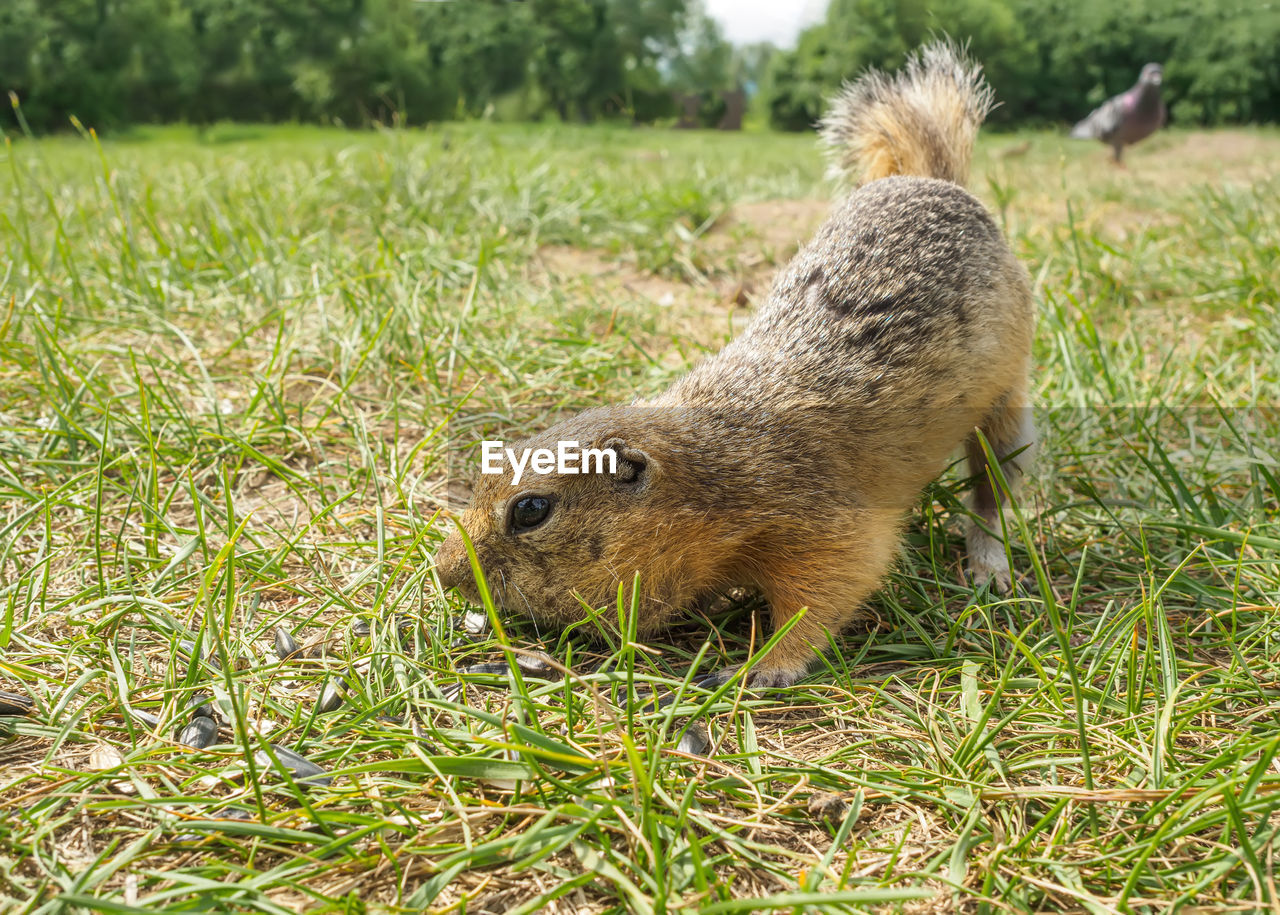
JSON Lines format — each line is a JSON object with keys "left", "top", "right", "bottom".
{"left": 602, "top": 438, "right": 650, "bottom": 488}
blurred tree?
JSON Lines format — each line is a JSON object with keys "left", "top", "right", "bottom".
{"left": 0, "top": 0, "right": 49, "bottom": 132}
{"left": 668, "top": 2, "right": 734, "bottom": 93}
{"left": 763, "top": 0, "right": 1279, "bottom": 129}
{"left": 1155, "top": 1, "right": 1280, "bottom": 124}
{"left": 1, "top": 0, "right": 1276, "bottom": 133}
{"left": 664, "top": 0, "right": 738, "bottom": 126}
{"left": 732, "top": 41, "right": 778, "bottom": 95}
{"left": 528, "top": 0, "right": 621, "bottom": 121}
{"left": 327, "top": 0, "right": 455, "bottom": 125}
{"left": 612, "top": 0, "right": 686, "bottom": 70}
{"left": 761, "top": 26, "right": 834, "bottom": 131}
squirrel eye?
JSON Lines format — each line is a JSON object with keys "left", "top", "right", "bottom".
{"left": 510, "top": 496, "right": 552, "bottom": 533}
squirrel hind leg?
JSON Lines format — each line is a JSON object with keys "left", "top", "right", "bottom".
{"left": 965, "top": 391, "right": 1036, "bottom": 591}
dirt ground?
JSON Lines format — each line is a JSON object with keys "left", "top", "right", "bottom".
{"left": 538, "top": 128, "right": 1277, "bottom": 332}
{"left": 536, "top": 198, "right": 830, "bottom": 349}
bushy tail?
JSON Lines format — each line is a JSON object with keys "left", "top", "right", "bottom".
{"left": 819, "top": 40, "right": 995, "bottom": 187}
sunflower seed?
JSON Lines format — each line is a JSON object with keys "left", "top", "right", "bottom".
{"left": 350, "top": 619, "right": 371, "bottom": 638}
{"left": 515, "top": 651, "right": 558, "bottom": 679}
{"left": 410, "top": 720, "right": 440, "bottom": 755}
{"left": 676, "top": 721, "right": 711, "bottom": 756}
{"left": 189, "top": 693, "right": 217, "bottom": 720}
{"left": 460, "top": 661, "right": 512, "bottom": 676}
{"left": 317, "top": 678, "right": 347, "bottom": 714}
{"left": 178, "top": 639, "right": 221, "bottom": 670}
{"left": 274, "top": 627, "right": 301, "bottom": 661}
{"left": 254, "top": 745, "right": 332, "bottom": 787}
{"left": 128, "top": 708, "right": 163, "bottom": 728}
{"left": 172, "top": 807, "right": 254, "bottom": 843}
{"left": 177, "top": 716, "right": 219, "bottom": 749}
{"left": 0, "top": 690, "right": 34, "bottom": 716}
{"left": 459, "top": 652, "right": 558, "bottom": 680}
{"left": 639, "top": 691, "right": 675, "bottom": 713}
{"left": 89, "top": 743, "right": 126, "bottom": 771}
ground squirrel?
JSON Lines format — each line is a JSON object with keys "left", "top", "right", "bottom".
{"left": 435, "top": 41, "right": 1035, "bottom": 688}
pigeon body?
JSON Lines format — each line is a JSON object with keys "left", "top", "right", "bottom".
{"left": 1071, "top": 63, "right": 1166, "bottom": 163}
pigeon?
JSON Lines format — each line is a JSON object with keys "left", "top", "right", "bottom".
{"left": 1070, "top": 63, "right": 1166, "bottom": 163}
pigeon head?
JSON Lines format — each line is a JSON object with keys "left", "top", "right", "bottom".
{"left": 1140, "top": 64, "right": 1163, "bottom": 87}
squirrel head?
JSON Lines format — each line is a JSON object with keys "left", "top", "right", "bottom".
{"left": 434, "top": 406, "right": 720, "bottom": 635}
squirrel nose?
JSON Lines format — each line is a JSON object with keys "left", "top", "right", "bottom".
{"left": 434, "top": 535, "right": 467, "bottom": 591}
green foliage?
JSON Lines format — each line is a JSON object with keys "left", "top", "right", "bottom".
{"left": 0, "top": 0, "right": 693, "bottom": 132}
{"left": 3, "top": 0, "right": 1274, "bottom": 133}
{"left": 763, "top": 0, "right": 1280, "bottom": 129}
{"left": 761, "top": 26, "right": 843, "bottom": 132}
{"left": 667, "top": 3, "right": 734, "bottom": 93}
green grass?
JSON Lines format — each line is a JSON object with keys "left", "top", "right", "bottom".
{"left": 1, "top": 120, "right": 1278, "bottom": 913}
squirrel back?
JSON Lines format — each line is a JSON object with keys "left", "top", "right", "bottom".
{"left": 819, "top": 40, "right": 995, "bottom": 186}
{"left": 662, "top": 41, "right": 1018, "bottom": 421}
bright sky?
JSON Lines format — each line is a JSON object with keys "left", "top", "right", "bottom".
{"left": 703, "top": 0, "right": 829, "bottom": 48}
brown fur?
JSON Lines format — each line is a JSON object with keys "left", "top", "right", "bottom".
{"left": 435, "top": 41, "right": 1035, "bottom": 688}
{"left": 819, "top": 40, "right": 995, "bottom": 186}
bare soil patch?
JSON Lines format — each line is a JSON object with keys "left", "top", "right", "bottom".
{"left": 987, "top": 128, "right": 1278, "bottom": 244}
{"left": 708, "top": 198, "right": 830, "bottom": 261}
{"left": 1164, "top": 129, "right": 1277, "bottom": 166}
{"left": 535, "top": 197, "right": 829, "bottom": 350}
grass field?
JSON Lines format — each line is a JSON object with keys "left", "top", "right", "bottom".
{"left": 1, "top": 120, "right": 1278, "bottom": 913}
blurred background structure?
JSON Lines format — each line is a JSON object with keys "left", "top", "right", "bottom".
{"left": 1, "top": 0, "right": 1276, "bottom": 134}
